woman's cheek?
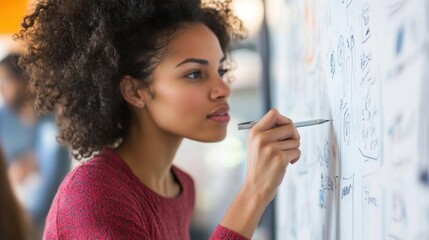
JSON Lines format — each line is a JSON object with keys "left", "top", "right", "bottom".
{"left": 177, "top": 90, "right": 207, "bottom": 114}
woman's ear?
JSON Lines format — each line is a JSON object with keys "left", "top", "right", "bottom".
{"left": 119, "top": 76, "right": 147, "bottom": 108}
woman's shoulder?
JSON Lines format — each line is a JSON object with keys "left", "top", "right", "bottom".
{"left": 55, "top": 149, "right": 134, "bottom": 201}
{"left": 47, "top": 149, "right": 143, "bottom": 220}
{"left": 44, "top": 150, "right": 149, "bottom": 239}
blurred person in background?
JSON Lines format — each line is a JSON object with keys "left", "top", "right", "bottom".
{"left": 0, "top": 53, "right": 71, "bottom": 237}
{"left": 0, "top": 146, "right": 29, "bottom": 240}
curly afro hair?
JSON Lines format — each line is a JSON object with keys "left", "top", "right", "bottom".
{"left": 15, "top": 0, "right": 247, "bottom": 160}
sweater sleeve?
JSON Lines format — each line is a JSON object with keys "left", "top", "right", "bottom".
{"left": 210, "top": 225, "right": 250, "bottom": 240}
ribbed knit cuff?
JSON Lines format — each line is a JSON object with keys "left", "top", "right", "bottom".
{"left": 210, "top": 225, "right": 250, "bottom": 240}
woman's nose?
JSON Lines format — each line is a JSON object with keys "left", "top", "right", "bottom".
{"left": 210, "top": 76, "right": 231, "bottom": 100}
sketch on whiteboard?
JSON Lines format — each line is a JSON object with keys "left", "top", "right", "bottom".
{"left": 342, "top": 0, "right": 353, "bottom": 8}
{"left": 361, "top": 2, "right": 371, "bottom": 43}
{"left": 396, "top": 25, "right": 405, "bottom": 56}
{"left": 388, "top": 0, "right": 408, "bottom": 17}
{"left": 340, "top": 100, "right": 351, "bottom": 146}
{"left": 420, "top": 168, "right": 429, "bottom": 186}
{"left": 386, "top": 184, "right": 408, "bottom": 240}
{"left": 338, "top": 35, "right": 345, "bottom": 68}
{"left": 346, "top": 27, "right": 357, "bottom": 90}
{"left": 318, "top": 140, "right": 330, "bottom": 169}
{"left": 341, "top": 178, "right": 354, "bottom": 199}
{"left": 330, "top": 51, "right": 336, "bottom": 79}
{"left": 362, "top": 173, "right": 382, "bottom": 240}
{"left": 320, "top": 173, "right": 336, "bottom": 209}
{"left": 360, "top": 50, "right": 373, "bottom": 85}
{"left": 340, "top": 175, "right": 355, "bottom": 240}
{"left": 362, "top": 175, "right": 378, "bottom": 207}
{"left": 387, "top": 113, "right": 414, "bottom": 167}
{"left": 358, "top": 88, "right": 380, "bottom": 162}
{"left": 340, "top": 27, "right": 358, "bottom": 148}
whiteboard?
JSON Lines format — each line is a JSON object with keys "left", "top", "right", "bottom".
{"left": 265, "top": 0, "right": 429, "bottom": 239}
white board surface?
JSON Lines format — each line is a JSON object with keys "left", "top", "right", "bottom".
{"left": 266, "top": 0, "right": 429, "bottom": 239}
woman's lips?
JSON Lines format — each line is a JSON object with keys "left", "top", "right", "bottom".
{"left": 208, "top": 113, "right": 230, "bottom": 123}
{"left": 208, "top": 106, "right": 230, "bottom": 123}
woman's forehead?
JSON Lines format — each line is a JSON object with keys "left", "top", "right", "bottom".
{"left": 163, "top": 23, "right": 223, "bottom": 63}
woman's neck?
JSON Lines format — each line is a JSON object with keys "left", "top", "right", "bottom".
{"left": 115, "top": 115, "right": 183, "bottom": 198}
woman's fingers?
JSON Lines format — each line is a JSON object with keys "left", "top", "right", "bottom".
{"left": 265, "top": 141, "right": 301, "bottom": 164}
{"left": 250, "top": 109, "right": 301, "bottom": 143}
{"left": 263, "top": 124, "right": 300, "bottom": 143}
{"left": 269, "top": 149, "right": 302, "bottom": 169}
{"left": 273, "top": 139, "right": 301, "bottom": 151}
{"left": 261, "top": 139, "right": 300, "bottom": 155}
{"left": 252, "top": 109, "right": 292, "bottom": 132}
{"left": 243, "top": 110, "right": 302, "bottom": 205}
{"left": 280, "top": 149, "right": 301, "bottom": 166}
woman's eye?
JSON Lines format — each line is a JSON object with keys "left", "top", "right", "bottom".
{"left": 186, "top": 71, "right": 202, "bottom": 80}
{"left": 218, "top": 68, "right": 229, "bottom": 77}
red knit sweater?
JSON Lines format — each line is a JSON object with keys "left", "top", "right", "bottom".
{"left": 43, "top": 148, "right": 248, "bottom": 239}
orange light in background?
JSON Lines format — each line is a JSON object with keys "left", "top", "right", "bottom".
{"left": 0, "top": 0, "right": 28, "bottom": 34}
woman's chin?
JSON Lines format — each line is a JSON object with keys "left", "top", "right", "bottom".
{"left": 190, "top": 132, "right": 227, "bottom": 143}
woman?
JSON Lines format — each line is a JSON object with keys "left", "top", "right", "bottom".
{"left": 17, "top": 0, "right": 301, "bottom": 239}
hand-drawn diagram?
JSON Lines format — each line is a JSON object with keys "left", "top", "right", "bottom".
{"left": 362, "top": 173, "right": 382, "bottom": 240}
{"left": 338, "top": 35, "right": 345, "bottom": 68}
{"left": 320, "top": 173, "right": 338, "bottom": 213}
{"left": 340, "top": 175, "right": 355, "bottom": 240}
{"left": 386, "top": 183, "right": 408, "bottom": 240}
{"left": 360, "top": 50, "right": 373, "bottom": 84}
{"left": 318, "top": 140, "right": 330, "bottom": 169}
{"left": 339, "top": 27, "right": 358, "bottom": 148}
{"left": 342, "top": 0, "right": 353, "bottom": 9}
{"left": 395, "top": 25, "right": 405, "bottom": 56}
{"left": 358, "top": 88, "right": 380, "bottom": 162}
{"left": 361, "top": 2, "right": 371, "bottom": 43}
{"left": 340, "top": 100, "right": 351, "bottom": 146}
{"left": 357, "top": 1, "right": 381, "bottom": 165}
{"left": 386, "top": 113, "right": 414, "bottom": 168}
{"left": 330, "top": 51, "right": 336, "bottom": 79}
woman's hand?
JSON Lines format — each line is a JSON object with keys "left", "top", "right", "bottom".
{"left": 244, "top": 108, "right": 301, "bottom": 206}
{"left": 218, "top": 109, "right": 300, "bottom": 239}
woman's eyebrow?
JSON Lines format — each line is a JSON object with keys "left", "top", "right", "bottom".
{"left": 175, "top": 56, "right": 226, "bottom": 68}
{"left": 176, "top": 58, "right": 208, "bottom": 68}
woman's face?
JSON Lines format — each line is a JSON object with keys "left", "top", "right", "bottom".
{"left": 143, "top": 23, "right": 231, "bottom": 142}
{"left": 0, "top": 65, "right": 26, "bottom": 110}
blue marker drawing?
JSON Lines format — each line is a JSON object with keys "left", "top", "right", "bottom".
{"left": 396, "top": 26, "right": 404, "bottom": 55}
